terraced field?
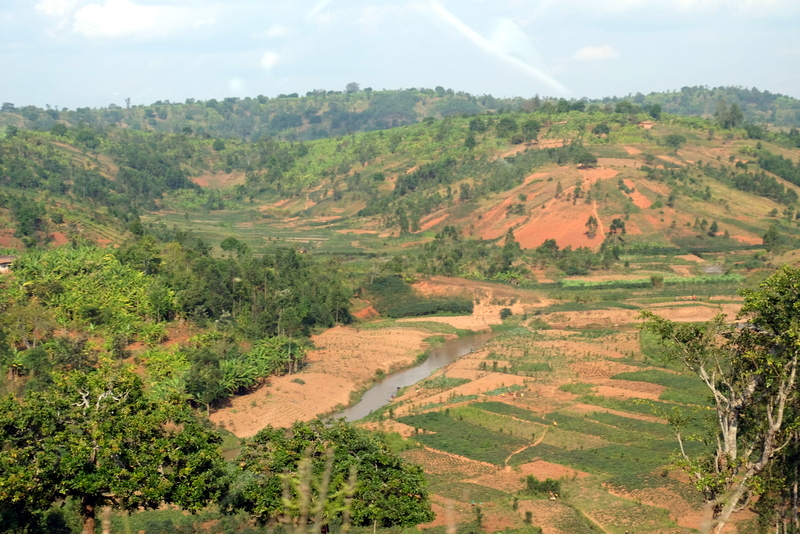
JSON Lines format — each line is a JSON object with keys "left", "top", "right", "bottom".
{"left": 361, "top": 305, "right": 745, "bottom": 533}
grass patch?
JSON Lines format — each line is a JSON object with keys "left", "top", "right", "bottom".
{"left": 575, "top": 395, "right": 711, "bottom": 435}
{"left": 398, "top": 410, "right": 529, "bottom": 465}
{"left": 536, "top": 301, "right": 640, "bottom": 314}
{"left": 611, "top": 370, "right": 712, "bottom": 405}
{"left": 447, "top": 394, "right": 480, "bottom": 404}
{"left": 484, "top": 384, "right": 526, "bottom": 396}
{"left": 421, "top": 375, "right": 471, "bottom": 390}
{"left": 508, "top": 440, "right": 697, "bottom": 476}
{"left": 605, "top": 473, "right": 704, "bottom": 506}
{"left": 559, "top": 383, "right": 596, "bottom": 395}
{"left": 473, "top": 401, "right": 545, "bottom": 422}
{"left": 428, "top": 481, "right": 509, "bottom": 503}
{"left": 584, "top": 412, "right": 673, "bottom": 440}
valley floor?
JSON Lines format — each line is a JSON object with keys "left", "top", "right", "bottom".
{"left": 211, "top": 276, "right": 754, "bottom": 533}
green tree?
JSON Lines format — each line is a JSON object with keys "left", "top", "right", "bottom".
{"left": 231, "top": 419, "right": 434, "bottom": 528}
{"left": 585, "top": 215, "right": 599, "bottom": 238}
{"left": 0, "top": 364, "right": 228, "bottom": 534}
{"left": 464, "top": 132, "right": 477, "bottom": 149}
{"left": 715, "top": 100, "right": 744, "bottom": 130}
{"left": 640, "top": 266, "right": 800, "bottom": 533}
{"left": 50, "top": 123, "right": 68, "bottom": 136}
{"left": 763, "top": 223, "right": 783, "bottom": 252}
{"left": 220, "top": 236, "right": 249, "bottom": 258}
{"left": 664, "top": 134, "right": 686, "bottom": 151}
{"left": 649, "top": 103, "right": 662, "bottom": 120}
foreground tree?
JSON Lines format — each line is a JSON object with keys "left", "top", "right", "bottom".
{"left": 230, "top": 419, "right": 435, "bottom": 529}
{"left": 0, "top": 364, "right": 229, "bottom": 534}
{"left": 641, "top": 265, "right": 800, "bottom": 533}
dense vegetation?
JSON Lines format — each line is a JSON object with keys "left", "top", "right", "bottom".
{"left": 0, "top": 240, "right": 351, "bottom": 410}
{"left": 0, "top": 364, "right": 433, "bottom": 534}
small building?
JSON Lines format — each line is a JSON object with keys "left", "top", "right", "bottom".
{"left": 0, "top": 255, "right": 16, "bottom": 274}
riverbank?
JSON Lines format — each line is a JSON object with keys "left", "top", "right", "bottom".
{"left": 209, "top": 299, "right": 526, "bottom": 437}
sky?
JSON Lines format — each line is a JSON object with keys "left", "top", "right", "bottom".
{"left": 2, "top": 0, "right": 800, "bottom": 110}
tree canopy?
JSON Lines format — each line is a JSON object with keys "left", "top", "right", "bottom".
{"left": 0, "top": 364, "right": 229, "bottom": 534}
{"left": 229, "top": 419, "right": 435, "bottom": 528}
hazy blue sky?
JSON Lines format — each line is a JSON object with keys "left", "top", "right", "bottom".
{"left": 2, "top": 0, "right": 799, "bottom": 109}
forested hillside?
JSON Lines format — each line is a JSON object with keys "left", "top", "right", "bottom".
{"left": 629, "top": 85, "right": 800, "bottom": 128}
{"left": 2, "top": 86, "right": 799, "bottom": 146}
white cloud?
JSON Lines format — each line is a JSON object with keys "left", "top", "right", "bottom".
{"left": 421, "top": 1, "right": 568, "bottom": 94}
{"left": 265, "top": 23, "right": 290, "bottom": 38}
{"left": 70, "top": 0, "right": 216, "bottom": 39}
{"left": 308, "top": 0, "right": 335, "bottom": 21}
{"left": 261, "top": 51, "right": 281, "bottom": 70}
{"left": 35, "top": 0, "right": 79, "bottom": 17}
{"left": 228, "top": 78, "right": 245, "bottom": 93}
{"left": 532, "top": 0, "right": 799, "bottom": 18}
{"left": 572, "top": 45, "right": 619, "bottom": 61}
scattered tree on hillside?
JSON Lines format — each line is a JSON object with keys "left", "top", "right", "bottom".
{"left": 763, "top": 223, "right": 784, "bottom": 252}
{"left": 591, "top": 123, "right": 610, "bottom": 136}
{"left": 641, "top": 266, "right": 800, "bottom": 533}
{"left": 664, "top": 134, "right": 687, "bottom": 151}
{"left": 585, "top": 215, "right": 599, "bottom": 238}
{"left": 607, "top": 218, "right": 626, "bottom": 244}
{"left": 715, "top": 100, "right": 745, "bottom": 130}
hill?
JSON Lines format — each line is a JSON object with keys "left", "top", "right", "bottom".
{"left": 622, "top": 85, "right": 800, "bottom": 128}
{"left": 6, "top": 102, "right": 800, "bottom": 258}
{"left": 3, "top": 86, "right": 800, "bottom": 147}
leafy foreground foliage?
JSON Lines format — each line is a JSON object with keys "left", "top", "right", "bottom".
{"left": 641, "top": 265, "right": 800, "bottom": 534}
{"left": 0, "top": 365, "right": 436, "bottom": 533}
{"left": 229, "top": 419, "right": 435, "bottom": 528}
{"left": 0, "top": 364, "right": 228, "bottom": 534}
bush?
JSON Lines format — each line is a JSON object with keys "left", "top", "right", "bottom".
{"left": 524, "top": 475, "right": 561, "bottom": 497}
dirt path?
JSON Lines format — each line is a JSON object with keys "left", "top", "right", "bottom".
{"left": 504, "top": 429, "right": 548, "bottom": 465}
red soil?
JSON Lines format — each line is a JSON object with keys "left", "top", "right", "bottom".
{"left": 578, "top": 166, "right": 619, "bottom": 184}
{"left": 419, "top": 214, "right": 449, "bottom": 232}
{"left": 624, "top": 179, "right": 652, "bottom": 209}
{"left": 190, "top": 171, "right": 245, "bottom": 189}
{"left": 352, "top": 306, "right": 378, "bottom": 320}
{"left": 513, "top": 200, "right": 601, "bottom": 250}
{"left": 49, "top": 232, "right": 69, "bottom": 246}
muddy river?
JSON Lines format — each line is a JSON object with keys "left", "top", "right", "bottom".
{"left": 337, "top": 330, "right": 496, "bottom": 421}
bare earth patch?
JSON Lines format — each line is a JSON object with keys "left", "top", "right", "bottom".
{"left": 732, "top": 235, "right": 762, "bottom": 245}
{"left": 624, "top": 179, "right": 652, "bottom": 208}
{"left": 517, "top": 460, "right": 589, "bottom": 481}
{"left": 419, "top": 213, "right": 449, "bottom": 232}
{"left": 190, "top": 171, "right": 245, "bottom": 189}
{"left": 211, "top": 325, "right": 439, "bottom": 436}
